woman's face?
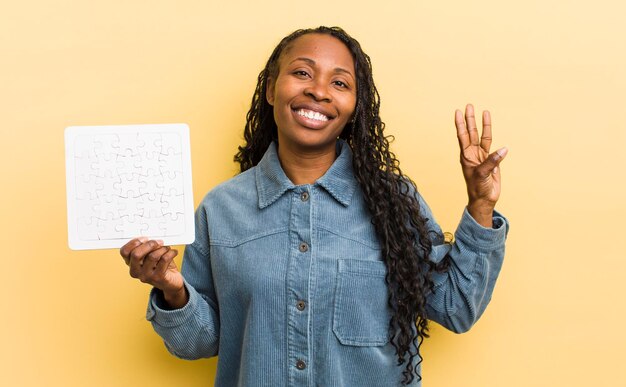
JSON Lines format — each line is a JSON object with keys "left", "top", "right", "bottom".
{"left": 266, "top": 33, "right": 357, "bottom": 153}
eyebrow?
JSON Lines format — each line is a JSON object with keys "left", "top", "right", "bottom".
{"left": 289, "top": 57, "right": 355, "bottom": 79}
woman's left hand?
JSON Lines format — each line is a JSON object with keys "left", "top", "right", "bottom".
{"left": 454, "top": 104, "right": 508, "bottom": 227}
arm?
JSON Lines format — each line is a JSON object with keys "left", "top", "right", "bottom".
{"left": 145, "top": 202, "right": 220, "bottom": 359}
{"left": 423, "top": 104, "right": 509, "bottom": 332}
{"left": 420, "top": 197, "right": 509, "bottom": 333}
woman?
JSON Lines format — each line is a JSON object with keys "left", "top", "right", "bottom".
{"left": 120, "top": 26, "right": 509, "bottom": 386}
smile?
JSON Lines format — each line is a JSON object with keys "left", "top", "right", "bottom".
{"left": 295, "top": 109, "right": 330, "bottom": 122}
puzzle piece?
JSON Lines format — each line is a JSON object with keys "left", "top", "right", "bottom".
{"left": 137, "top": 133, "right": 163, "bottom": 156}
{"left": 116, "top": 149, "right": 142, "bottom": 176}
{"left": 118, "top": 196, "right": 144, "bottom": 222}
{"left": 135, "top": 151, "right": 164, "bottom": 177}
{"left": 139, "top": 173, "right": 165, "bottom": 200}
{"left": 77, "top": 217, "right": 102, "bottom": 240}
{"left": 141, "top": 220, "right": 167, "bottom": 238}
{"left": 161, "top": 171, "right": 184, "bottom": 196}
{"left": 74, "top": 135, "right": 98, "bottom": 159}
{"left": 75, "top": 174, "right": 102, "bottom": 200}
{"left": 75, "top": 153, "right": 99, "bottom": 178}
{"left": 114, "top": 173, "right": 147, "bottom": 199}
{"left": 74, "top": 197, "right": 99, "bottom": 219}
{"left": 95, "top": 171, "right": 122, "bottom": 201}
{"left": 162, "top": 193, "right": 185, "bottom": 217}
{"left": 159, "top": 148, "right": 184, "bottom": 179}
{"left": 159, "top": 133, "right": 182, "bottom": 155}
{"left": 115, "top": 215, "right": 146, "bottom": 238}
{"left": 94, "top": 134, "right": 121, "bottom": 158}
{"left": 159, "top": 213, "right": 186, "bottom": 236}
{"left": 116, "top": 132, "right": 146, "bottom": 156}
{"left": 93, "top": 197, "right": 123, "bottom": 220}
{"left": 98, "top": 216, "right": 124, "bottom": 239}
{"left": 138, "top": 195, "right": 166, "bottom": 218}
{"left": 91, "top": 153, "right": 122, "bottom": 177}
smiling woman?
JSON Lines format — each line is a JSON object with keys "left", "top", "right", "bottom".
{"left": 119, "top": 26, "right": 509, "bottom": 387}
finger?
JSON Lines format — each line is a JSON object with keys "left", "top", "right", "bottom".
{"left": 455, "top": 109, "right": 470, "bottom": 151}
{"left": 476, "top": 147, "right": 508, "bottom": 177}
{"left": 480, "top": 110, "right": 492, "bottom": 154}
{"left": 120, "top": 237, "right": 148, "bottom": 264}
{"left": 465, "top": 104, "right": 479, "bottom": 146}
{"left": 129, "top": 239, "right": 164, "bottom": 268}
{"left": 155, "top": 248, "right": 179, "bottom": 276}
{"left": 144, "top": 246, "right": 171, "bottom": 270}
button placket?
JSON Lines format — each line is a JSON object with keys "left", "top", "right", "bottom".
{"left": 287, "top": 188, "right": 312, "bottom": 385}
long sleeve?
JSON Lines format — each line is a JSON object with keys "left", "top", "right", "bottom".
{"left": 419, "top": 196, "right": 509, "bottom": 334}
{"left": 145, "top": 201, "right": 220, "bottom": 359}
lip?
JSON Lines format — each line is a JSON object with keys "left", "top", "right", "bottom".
{"left": 291, "top": 108, "right": 333, "bottom": 130}
{"left": 291, "top": 103, "right": 336, "bottom": 120}
{"left": 290, "top": 102, "right": 337, "bottom": 130}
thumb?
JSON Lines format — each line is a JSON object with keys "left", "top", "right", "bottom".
{"left": 478, "top": 147, "right": 508, "bottom": 177}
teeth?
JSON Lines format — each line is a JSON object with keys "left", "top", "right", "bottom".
{"left": 297, "top": 109, "right": 329, "bottom": 122}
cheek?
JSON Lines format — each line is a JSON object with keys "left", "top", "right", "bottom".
{"left": 340, "top": 94, "right": 357, "bottom": 118}
{"left": 273, "top": 77, "right": 295, "bottom": 101}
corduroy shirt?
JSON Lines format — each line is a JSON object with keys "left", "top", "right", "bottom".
{"left": 146, "top": 139, "right": 509, "bottom": 386}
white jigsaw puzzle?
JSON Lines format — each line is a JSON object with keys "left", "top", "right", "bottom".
{"left": 65, "top": 124, "right": 195, "bottom": 250}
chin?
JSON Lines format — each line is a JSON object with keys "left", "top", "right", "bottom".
{"left": 279, "top": 130, "right": 340, "bottom": 152}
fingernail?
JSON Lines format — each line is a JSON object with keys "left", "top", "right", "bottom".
{"left": 156, "top": 240, "right": 164, "bottom": 246}
{"left": 493, "top": 166, "right": 499, "bottom": 174}
{"left": 138, "top": 237, "right": 148, "bottom": 243}
{"left": 496, "top": 147, "right": 508, "bottom": 158}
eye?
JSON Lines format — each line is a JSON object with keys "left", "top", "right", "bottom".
{"left": 293, "top": 70, "right": 310, "bottom": 78}
{"left": 333, "top": 80, "right": 349, "bottom": 89}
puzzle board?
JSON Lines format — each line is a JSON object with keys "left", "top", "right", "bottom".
{"left": 65, "top": 124, "right": 195, "bottom": 250}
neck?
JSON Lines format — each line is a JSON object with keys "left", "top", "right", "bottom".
{"left": 277, "top": 140, "right": 338, "bottom": 185}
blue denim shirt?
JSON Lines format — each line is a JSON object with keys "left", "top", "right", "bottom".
{"left": 146, "top": 140, "right": 509, "bottom": 386}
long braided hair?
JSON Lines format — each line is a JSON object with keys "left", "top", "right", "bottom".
{"left": 234, "top": 26, "right": 449, "bottom": 385}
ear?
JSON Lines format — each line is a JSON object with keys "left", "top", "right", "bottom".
{"left": 266, "top": 77, "right": 275, "bottom": 106}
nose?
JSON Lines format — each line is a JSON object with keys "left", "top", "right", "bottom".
{"left": 304, "top": 79, "right": 332, "bottom": 102}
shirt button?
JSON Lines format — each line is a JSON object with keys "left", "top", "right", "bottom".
{"left": 300, "top": 191, "right": 309, "bottom": 202}
{"left": 299, "top": 242, "right": 309, "bottom": 252}
{"left": 296, "top": 300, "right": 306, "bottom": 311}
{"left": 295, "top": 359, "right": 306, "bottom": 370}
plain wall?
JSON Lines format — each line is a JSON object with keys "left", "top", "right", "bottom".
{"left": 1, "top": 0, "right": 625, "bottom": 386}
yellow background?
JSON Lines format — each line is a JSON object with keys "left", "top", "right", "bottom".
{"left": 2, "top": 0, "right": 624, "bottom": 386}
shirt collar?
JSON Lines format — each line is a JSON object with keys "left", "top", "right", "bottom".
{"left": 255, "top": 139, "right": 358, "bottom": 209}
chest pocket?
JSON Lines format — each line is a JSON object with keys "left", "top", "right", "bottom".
{"left": 333, "top": 259, "right": 391, "bottom": 346}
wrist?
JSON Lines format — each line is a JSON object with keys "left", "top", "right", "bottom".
{"left": 162, "top": 285, "right": 188, "bottom": 310}
{"left": 467, "top": 201, "right": 494, "bottom": 228}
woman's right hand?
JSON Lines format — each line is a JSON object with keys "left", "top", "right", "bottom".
{"left": 120, "top": 237, "right": 188, "bottom": 309}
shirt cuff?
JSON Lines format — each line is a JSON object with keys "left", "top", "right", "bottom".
{"left": 455, "top": 207, "right": 509, "bottom": 249}
{"left": 145, "top": 279, "right": 199, "bottom": 328}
